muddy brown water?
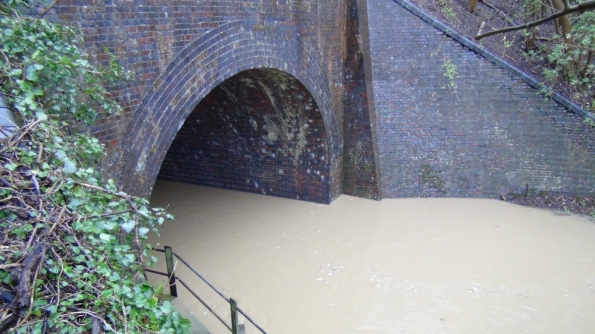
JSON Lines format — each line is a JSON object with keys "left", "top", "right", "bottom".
{"left": 148, "top": 180, "right": 595, "bottom": 334}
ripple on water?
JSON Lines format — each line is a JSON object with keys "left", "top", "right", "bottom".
{"left": 148, "top": 181, "right": 595, "bottom": 334}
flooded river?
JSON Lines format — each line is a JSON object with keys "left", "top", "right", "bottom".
{"left": 148, "top": 180, "right": 595, "bottom": 333}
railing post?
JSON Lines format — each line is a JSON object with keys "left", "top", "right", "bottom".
{"left": 230, "top": 298, "right": 239, "bottom": 334}
{"left": 164, "top": 245, "right": 178, "bottom": 297}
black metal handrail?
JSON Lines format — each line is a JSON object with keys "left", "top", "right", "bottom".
{"left": 144, "top": 246, "right": 267, "bottom": 334}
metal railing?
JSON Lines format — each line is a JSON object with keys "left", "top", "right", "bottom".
{"left": 145, "top": 246, "right": 268, "bottom": 334}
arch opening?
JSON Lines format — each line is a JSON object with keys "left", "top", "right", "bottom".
{"left": 157, "top": 68, "right": 331, "bottom": 203}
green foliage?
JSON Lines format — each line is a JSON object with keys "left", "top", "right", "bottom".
{"left": 419, "top": 164, "right": 446, "bottom": 194}
{"left": 441, "top": 58, "right": 458, "bottom": 90}
{"left": 518, "top": 2, "right": 595, "bottom": 111}
{"left": 1, "top": 9, "right": 128, "bottom": 126}
{"left": 0, "top": 4, "right": 190, "bottom": 333}
{"left": 430, "top": 35, "right": 458, "bottom": 93}
{"left": 437, "top": 0, "right": 456, "bottom": 19}
{"left": 541, "top": 11, "right": 595, "bottom": 110}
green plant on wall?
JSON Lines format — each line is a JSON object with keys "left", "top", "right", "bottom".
{"left": 441, "top": 58, "right": 458, "bottom": 90}
{"left": 0, "top": 1, "right": 190, "bottom": 332}
{"left": 419, "top": 164, "right": 446, "bottom": 194}
{"left": 430, "top": 34, "right": 459, "bottom": 93}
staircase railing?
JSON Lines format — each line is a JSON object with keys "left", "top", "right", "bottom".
{"left": 145, "top": 246, "right": 268, "bottom": 334}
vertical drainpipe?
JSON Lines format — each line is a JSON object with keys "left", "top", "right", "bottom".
{"left": 0, "top": 94, "right": 18, "bottom": 139}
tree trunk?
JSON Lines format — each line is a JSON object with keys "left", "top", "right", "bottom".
{"left": 552, "top": 0, "right": 572, "bottom": 45}
{"left": 469, "top": 0, "right": 479, "bottom": 13}
{"left": 581, "top": 50, "right": 594, "bottom": 77}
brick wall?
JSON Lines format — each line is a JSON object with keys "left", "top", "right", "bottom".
{"left": 42, "top": 0, "right": 369, "bottom": 199}
{"left": 365, "top": 0, "right": 595, "bottom": 197}
{"left": 158, "top": 69, "right": 331, "bottom": 203}
{"left": 41, "top": 0, "right": 595, "bottom": 201}
{"left": 341, "top": 0, "right": 382, "bottom": 200}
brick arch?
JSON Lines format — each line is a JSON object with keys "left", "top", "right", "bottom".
{"left": 158, "top": 68, "right": 331, "bottom": 203}
{"left": 103, "top": 21, "right": 339, "bottom": 199}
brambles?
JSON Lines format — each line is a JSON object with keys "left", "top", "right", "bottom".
{"left": 0, "top": 2, "right": 190, "bottom": 332}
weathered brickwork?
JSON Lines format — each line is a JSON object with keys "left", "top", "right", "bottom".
{"left": 42, "top": 0, "right": 595, "bottom": 202}
{"left": 341, "top": 0, "right": 381, "bottom": 200}
{"left": 365, "top": 0, "right": 595, "bottom": 197}
{"left": 158, "top": 69, "right": 331, "bottom": 203}
{"left": 43, "top": 0, "right": 377, "bottom": 201}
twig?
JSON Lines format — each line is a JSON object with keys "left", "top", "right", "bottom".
{"left": 77, "top": 182, "right": 130, "bottom": 200}
{"left": 120, "top": 300, "right": 128, "bottom": 334}
{"left": 30, "top": 174, "right": 41, "bottom": 210}
{"left": 24, "top": 222, "right": 39, "bottom": 250}
{"left": 4, "top": 119, "right": 40, "bottom": 151}
{"left": 477, "top": 21, "right": 486, "bottom": 36}
{"left": 36, "top": 143, "right": 43, "bottom": 164}
{"left": 45, "top": 179, "right": 63, "bottom": 196}
{"left": 4, "top": 205, "right": 30, "bottom": 219}
{"left": 49, "top": 247, "right": 63, "bottom": 307}
{"left": 0, "top": 263, "right": 21, "bottom": 270}
{"left": 48, "top": 205, "right": 67, "bottom": 235}
{"left": 86, "top": 209, "right": 133, "bottom": 219}
{"left": 59, "top": 310, "right": 115, "bottom": 332}
{"left": 64, "top": 227, "right": 95, "bottom": 266}
{"left": 482, "top": 0, "right": 518, "bottom": 26}
{"left": 484, "top": 3, "right": 500, "bottom": 21}
{"left": 39, "top": 0, "right": 60, "bottom": 18}
{"left": 14, "top": 243, "right": 46, "bottom": 328}
{"left": 476, "top": 0, "right": 595, "bottom": 40}
{"left": 0, "top": 177, "right": 13, "bottom": 188}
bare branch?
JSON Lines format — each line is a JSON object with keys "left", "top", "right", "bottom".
{"left": 475, "top": 0, "right": 595, "bottom": 40}
{"left": 39, "top": 0, "right": 60, "bottom": 18}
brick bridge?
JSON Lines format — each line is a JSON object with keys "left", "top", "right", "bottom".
{"left": 46, "top": 0, "right": 595, "bottom": 203}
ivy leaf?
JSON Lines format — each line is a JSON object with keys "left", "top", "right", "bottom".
{"left": 59, "top": 56, "right": 73, "bottom": 65}
{"left": 5, "top": 163, "right": 17, "bottom": 171}
{"left": 73, "top": 186, "right": 85, "bottom": 197}
{"left": 46, "top": 305, "right": 57, "bottom": 314}
{"left": 35, "top": 111, "right": 47, "bottom": 121}
{"left": 25, "top": 65, "right": 38, "bottom": 81}
{"left": 99, "top": 233, "right": 111, "bottom": 241}
{"left": 148, "top": 296, "right": 158, "bottom": 307}
{"left": 17, "top": 79, "right": 31, "bottom": 91}
{"left": 63, "top": 160, "right": 77, "bottom": 174}
{"left": 138, "top": 227, "right": 149, "bottom": 236}
{"left": 9, "top": 68, "right": 21, "bottom": 76}
{"left": 122, "top": 253, "right": 136, "bottom": 267}
{"left": 121, "top": 220, "right": 135, "bottom": 233}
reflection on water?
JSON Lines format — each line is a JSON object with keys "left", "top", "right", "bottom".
{"left": 149, "top": 180, "right": 595, "bottom": 334}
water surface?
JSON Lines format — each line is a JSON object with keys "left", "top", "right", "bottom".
{"left": 149, "top": 180, "right": 595, "bottom": 333}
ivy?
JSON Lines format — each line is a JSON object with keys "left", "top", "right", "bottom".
{"left": 0, "top": 2, "right": 190, "bottom": 333}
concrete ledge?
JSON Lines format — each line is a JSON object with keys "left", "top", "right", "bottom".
{"left": 393, "top": 0, "right": 594, "bottom": 122}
